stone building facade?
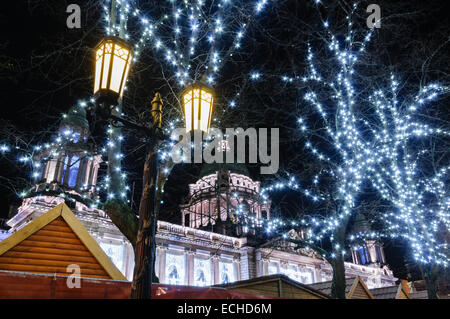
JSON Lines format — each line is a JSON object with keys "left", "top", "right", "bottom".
{"left": 0, "top": 106, "right": 397, "bottom": 288}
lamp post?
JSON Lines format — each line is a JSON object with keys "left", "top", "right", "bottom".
{"left": 93, "top": 37, "right": 133, "bottom": 198}
{"left": 93, "top": 37, "right": 214, "bottom": 298}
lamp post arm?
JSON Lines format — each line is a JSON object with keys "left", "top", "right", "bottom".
{"left": 109, "top": 114, "right": 154, "bottom": 136}
{"left": 109, "top": 114, "right": 170, "bottom": 142}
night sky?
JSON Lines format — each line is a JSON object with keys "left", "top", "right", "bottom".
{"left": 0, "top": 0, "right": 449, "bottom": 282}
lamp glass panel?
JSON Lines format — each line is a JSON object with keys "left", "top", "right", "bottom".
{"left": 119, "top": 59, "right": 131, "bottom": 97}
{"left": 109, "top": 44, "right": 130, "bottom": 94}
{"left": 193, "top": 93, "right": 200, "bottom": 130}
{"left": 200, "top": 97, "right": 211, "bottom": 132}
{"left": 184, "top": 92, "right": 192, "bottom": 132}
{"left": 100, "top": 42, "right": 113, "bottom": 89}
{"left": 101, "top": 56, "right": 111, "bottom": 90}
{"left": 94, "top": 44, "right": 104, "bottom": 93}
{"left": 110, "top": 55, "right": 126, "bottom": 93}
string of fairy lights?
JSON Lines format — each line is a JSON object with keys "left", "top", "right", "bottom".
{"left": 102, "top": 0, "right": 271, "bottom": 86}
{"left": 0, "top": 1, "right": 448, "bottom": 265}
{"left": 226, "top": 2, "right": 449, "bottom": 265}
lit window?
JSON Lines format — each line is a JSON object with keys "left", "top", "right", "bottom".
{"left": 166, "top": 253, "right": 185, "bottom": 285}
{"left": 99, "top": 241, "right": 124, "bottom": 273}
{"left": 375, "top": 246, "right": 384, "bottom": 263}
{"left": 282, "top": 264, "right": 301, "bottom": 283}
{"left": 358, "top": 247, "right": 370, "bottom": 265}
{"left": 268, "top": 261, "right": 279, "bottom": 275}
{"left": 219, "top": 261, "right": 235, "bottom": 284}
{"left": 68, "top": 155, "right": 80, "bottom": 188}
{"left": 73, "top": 132, "right": 81, "bottom": 143}
{"left": 299, "top": 268, "right": 313, "bottom": 284}
{"left": 194, "top": 258, "right": 211, "bottom": 286}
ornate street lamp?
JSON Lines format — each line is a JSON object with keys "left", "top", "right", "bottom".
{"left": 93, "top": 37, "right": 133, "bottom": 104}
{"left": 182, "top": 83, "right": 214, "bottom": 133}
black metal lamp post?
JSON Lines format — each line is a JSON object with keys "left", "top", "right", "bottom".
{"left": 93, "top": 37, "right": 214, "bottom": 299}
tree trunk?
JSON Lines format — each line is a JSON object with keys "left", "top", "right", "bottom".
{"left": 330, "top": 254, "right": 346, "bottom": 299}
{"left": 130, "top": 138, "right": 159, "bottom": 299}
{"left": 329, "top": 219, "right": 349, "bottom": 299}
{"left": 103, "top": 200, "right": 138, "bottom": 247}
{"left": 421, "top": 263, "right": 440, "bottom": 299}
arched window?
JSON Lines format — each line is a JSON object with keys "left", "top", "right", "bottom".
{"left": 167, "top": 265, "right": 180, "bottom": 284}
{"left": 99, "top": 241, "right": 124, "bottom": 274}
{"left": 375, "top": 245, "right": 384, "bottom": 263}
{"left": 68, "top": 155, "right": 80, "bottom": 188}
{"left": 196, "top": 270, "right": 206, "bottom": 285}
{"left": 358, "top": 247, "right": 370, "bottom": 265}
{"left": 219, "top": 261, "right": 235, "bottom": 284}
{"left": 165, "top": 253, "right": 185, "bottom": 285}
{"left": 221, "top": 272, "right": 229, "bottom": 284}
{"left": 194, "top": 258, "right": 211, "bottom": 286}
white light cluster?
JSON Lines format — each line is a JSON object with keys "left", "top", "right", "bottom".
{"left": 235, "top": 2, "right": 449, "bottom": 265}
{"left": 103, "top": 0, "right": 271, "bottom": 87}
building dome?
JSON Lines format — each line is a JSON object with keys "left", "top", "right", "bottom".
{"left": 199, "top": 162, "right": 250, "bottom": 178}
{"left": 352, "top": 212, "right": 371, "bottom": 233}
{"left": 61, "top": 105, "right": 89, "bottom": 129}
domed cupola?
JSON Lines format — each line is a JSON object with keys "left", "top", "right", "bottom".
{"left": 350, "top": 212, "right": 386, "bottom": 267}
{"left": 59, "top": 105, "right": 90, "bottom": 143}
{"left": 34, "top": 105, "right": 101, "bottom": 197}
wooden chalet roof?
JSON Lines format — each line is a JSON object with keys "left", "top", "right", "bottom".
{"left": 308, "top": 276, "right": 374, "bottom": 299}
{"left": 0, "top": 203, "right": 126, "bottom": 280}
{"left": 214, "top": 274, "right": 330, "bottom": 299}
{"left": 370, "top": 284, "right": 410, "bottom": 299}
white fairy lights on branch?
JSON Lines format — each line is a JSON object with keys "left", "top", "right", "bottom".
{"left": 103, "top": 0, "right": 272, "bottom": 86}
{"left": 233, "top": 1, "right": 449, "bottom": 265}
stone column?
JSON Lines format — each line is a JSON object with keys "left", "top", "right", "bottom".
{"left": 186, "top": 250, "right": 195, "bottom": 286}
{"left": 212, "top": 254, "right": 220, "bottom": 285}
{"left": 62, "top": 155, "right": 72, "bottom": 186}
{"left": 55, "top": 154, "right": 65, "bottom": 183}
{"left": 255, "top": 250, "right": 263, "bottom": 277}
{"left": 261, "top": 258, "right": 269, "bottom": 276}
{"left": 157, "top": 246, "right": 167, "bottom": 284}
{"left": 45, "top": 159, "right": 57, "bottom": 182}
{"left": 351, "top": 250, "right": 358, "bottom": 264}
{"left": 239, "top": 248, "right": 249, "bottom": 281}
{"left": 75, "top": 157, "right": 86, "bottom": 190}
{"left": 380, "top": 246, "right": 387, "bottom": 264}
{"left": 84, "top": 160, "right": 92, "bottom": 187}
{"left": 91, "top": 163, "right": 99, "bottom": 188}
{"left": 233, "top": 257, "right": 240, "bottom": 282}
{"left": 314, "top": 266, "right": 322, "bottom": 283}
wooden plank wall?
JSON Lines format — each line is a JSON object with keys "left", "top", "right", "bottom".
{"left": 351, "top": 283, "right": 372, "bottom": 299}
{"left": 0, "top": 217, "right": 110, "bottom": 279}
{"left": 0, "top": 271, "right": 130, "bottom": 299}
